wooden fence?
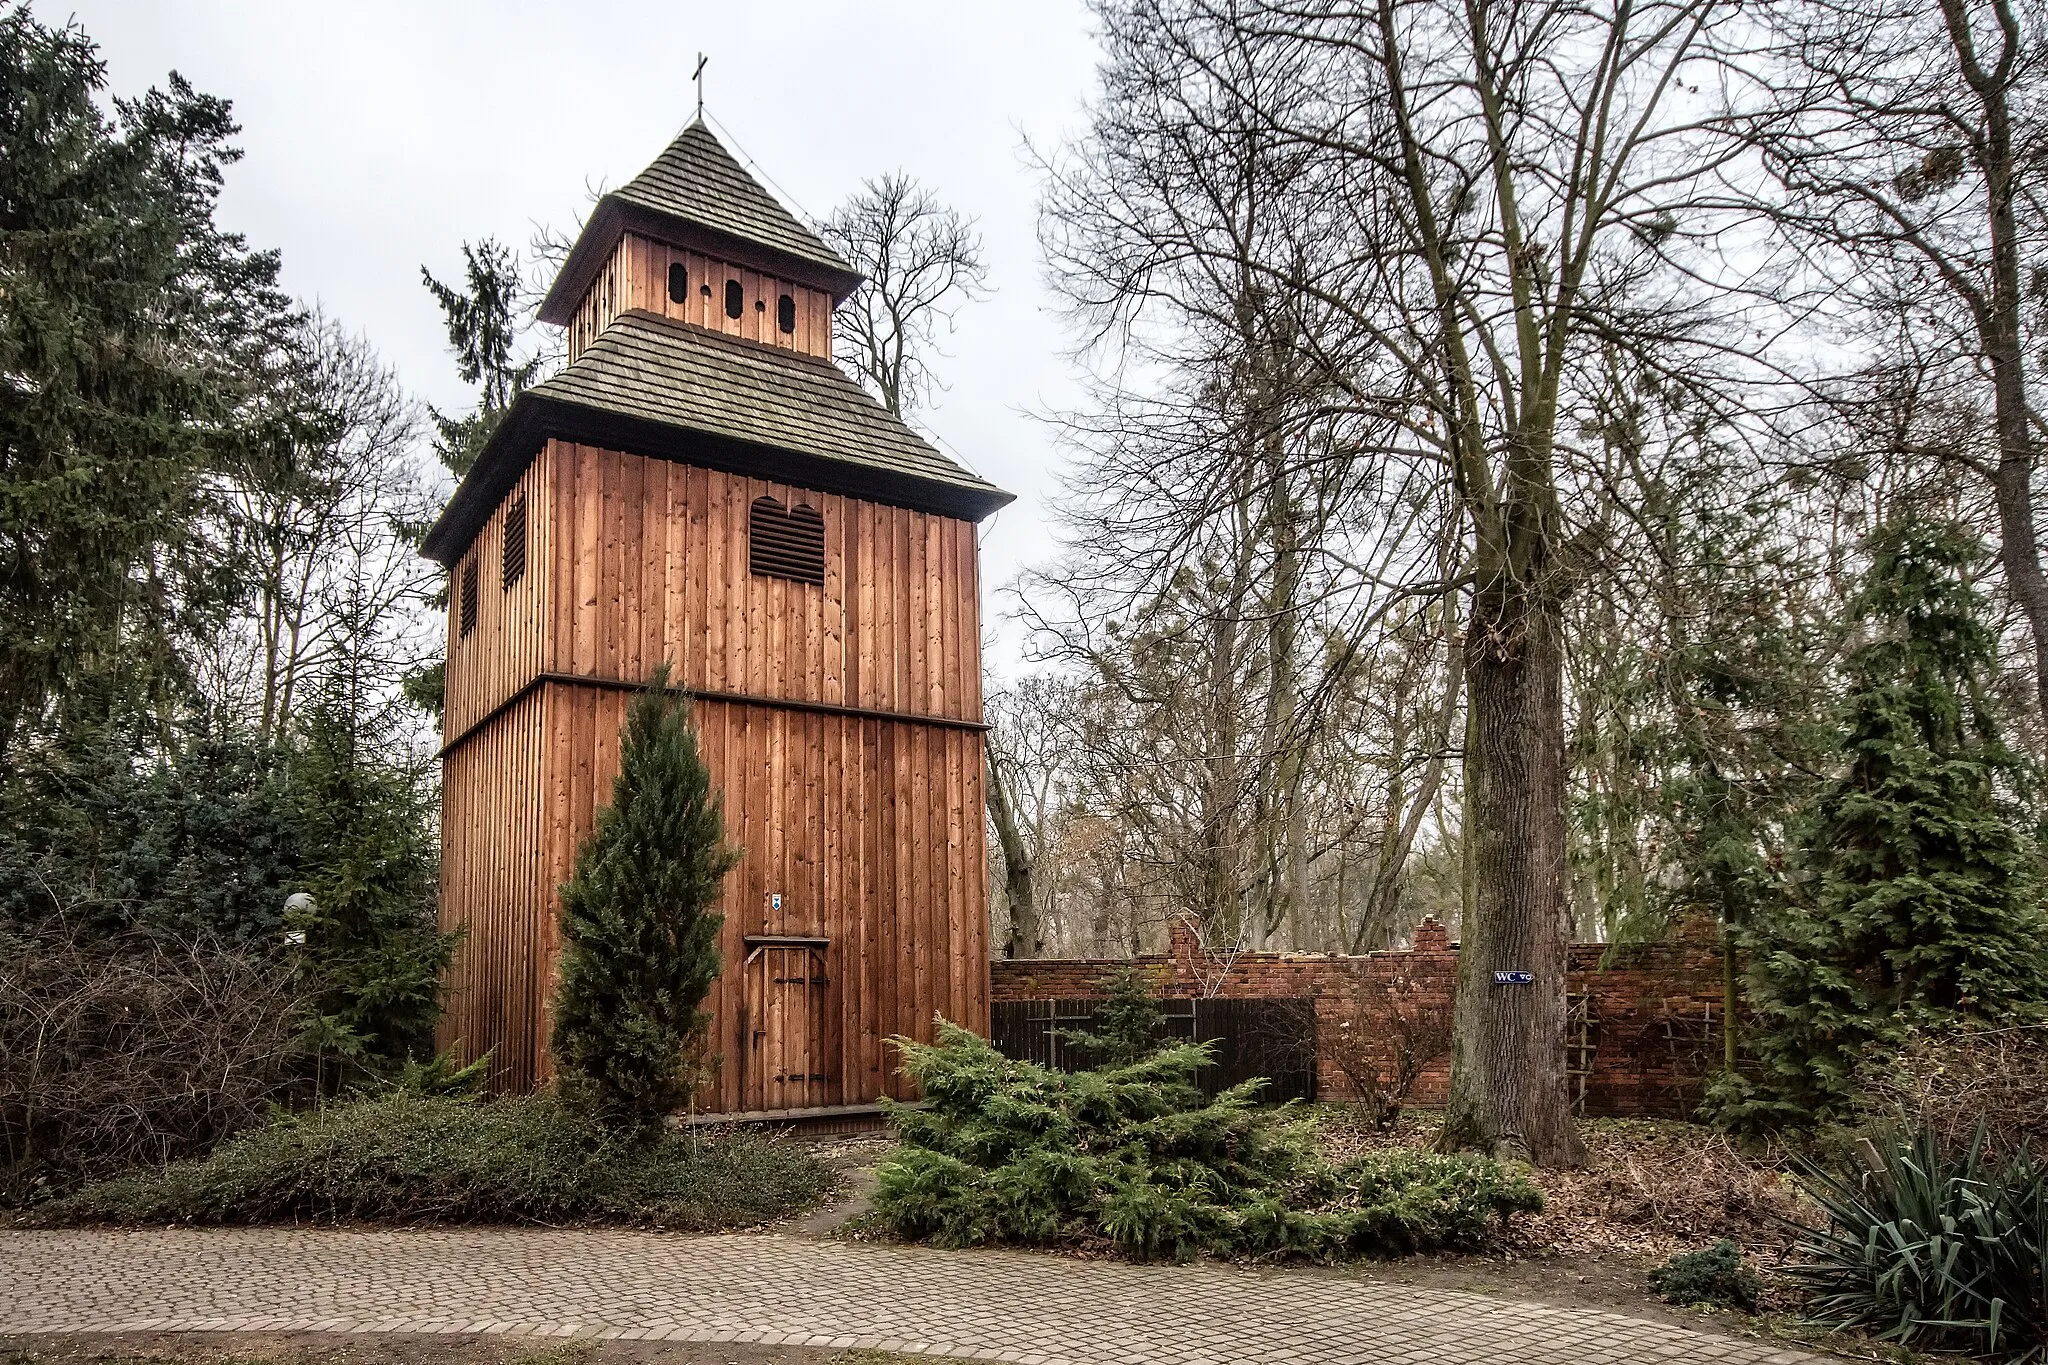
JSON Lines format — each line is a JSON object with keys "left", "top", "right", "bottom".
{"left": 989, "top": 997, "right": 1317, "bottom": 1103}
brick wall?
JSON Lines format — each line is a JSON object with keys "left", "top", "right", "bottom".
{"left": 988, "top": 916, "right": 1726, "bottom": 1118}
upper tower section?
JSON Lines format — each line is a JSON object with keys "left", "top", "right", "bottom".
{"left": 421, "top": 121, "right": 1011, "bottom": 571}
{"left": 538, "top": 121, "right": 861, "bottom": 364}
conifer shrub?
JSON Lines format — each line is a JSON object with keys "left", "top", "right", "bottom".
{"left": 872, "top": 1021, "right": 1541, "bottom": 1261}
{"left": 288, "top": 700, "right": 455, "bottom": 1082}
{"left": 30, "top": 1092, "right": 831, "bottom": 1227}
{"left": 552, "top": 665, "right": 739, "bottom": 1132}
{"left": 1649, "top": 1240, "right": 1762, "bottom": 1312}
{"left": 1057, "top": 965, "right": 1168, "bottom": 1065}
{"left": 1710, "top": 520, "right": 2048, "bottom": 1131}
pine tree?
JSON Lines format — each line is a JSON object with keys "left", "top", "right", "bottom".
{"left": 0, "top": 12, "right": 298, "bottom": 756}
{"left": 287, "top": 697, "right": 454, "bottom": 1083}
{"left": 551, "top": 665, "right": 739, "bottom": 1130}
{"left": 1711, "top": 518, "right": 2048, "bottom": 1130}
{"left": 420, "top": 238, "right": 537, "bottom": 478}
{"left": 1059, "top": 966, "right": 1167, "bottom": 1066}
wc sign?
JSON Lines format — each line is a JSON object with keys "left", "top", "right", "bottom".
{"left": 1492, "top": 969, "right": 1534, "bottom": 985}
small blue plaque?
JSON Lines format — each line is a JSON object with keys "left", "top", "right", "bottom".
{"left": 1492, "top": 969, "right": 1534, "bottom": 985}
{"left": 770, "top": 892, "right": 783, "bottom": 911}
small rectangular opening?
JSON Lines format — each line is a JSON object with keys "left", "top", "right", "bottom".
{"left": 749, "top": 497, "right": 825, "bottom": 586}
{"left": 458, "top": 558, "right": 479, "bottom": 638}
{"left": 502, "top": 494, "right": 527, "bottom": 589}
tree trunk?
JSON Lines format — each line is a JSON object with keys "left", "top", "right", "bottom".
{"left": 1967, "top": 17, "right": 2048, "bottom": 731}
{"left": 986, "top": 749, "right": 1041, "bottom": 959}
{"left": 1721, "top": 925, "right": 1739, "bottom": 1073}
{"left": 1442, "top": 583, "right": 1586, "bottom": 1168}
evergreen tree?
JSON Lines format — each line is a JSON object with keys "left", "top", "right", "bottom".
{"left": 286, "top": 696, "right": 454, "bottom": 1082}
{"left": 1059, "top": 966, "right": 1168, "bottom": 1066}
{"left": 1711, "top": 518, "right": 2048, "bottom": 1130}
{"left": 0, "top": 12, "right": 297, "bottom": 756}
{"left": 420, "top": 238, "right": 537, "bottom": 478}
{"left": 0, "top": 719, "right": 303, "bottom": 942}
{"left": 552, "top": 665, "right": 739, "bottom": 1130}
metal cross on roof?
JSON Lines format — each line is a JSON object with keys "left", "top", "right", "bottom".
{"left": 693, "top": 53, "right": 708, "bottom": 119}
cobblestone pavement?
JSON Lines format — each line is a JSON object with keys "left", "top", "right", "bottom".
{"left": 0, "top": 1228, "right": 1827, "bottom": 1365}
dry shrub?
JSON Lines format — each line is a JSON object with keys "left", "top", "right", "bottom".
{"left": 1319, "top": 1112, "right": 1813, "bottom": 1260}
{"left": 1518, "top": 1120, "right": 1815, "bottom": 1260}
{"left": 1, "top": 924, "right": 307, "bottom": 1197}
{"left": 1860, "top": 1025, "right": 2048, "bottom": 1158}
{"left": 1322, "top": 977, "right": 1452, "bottom": 1131}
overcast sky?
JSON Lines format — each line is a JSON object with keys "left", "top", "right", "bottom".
{"left": 48, "top": 0, "right": 1104, "bottom": 676}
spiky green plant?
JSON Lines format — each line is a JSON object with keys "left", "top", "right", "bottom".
{"left": 1789, "top": 1126, "right": 2048, "bottom": 1361}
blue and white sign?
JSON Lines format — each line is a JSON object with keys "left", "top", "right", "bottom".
{"left": 770, "top": 892, "right": 782, "bottom": 911}
{"left": 1492, "top": 970, "right": 1535, "bottom": 985}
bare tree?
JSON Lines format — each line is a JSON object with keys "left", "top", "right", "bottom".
{"left": 987, "top": 678, "right": 1078, "bottom": 959}
{"left": 822, "top": 174, "right": 989, "bottom": 415}
{"left": 1734, "top": 0, "right": 2048, "bottom": 729}
{"left": 201, "top": 317, "right": 442, "bottom": 743}
{"left": 1038, "top": 0, "right": 1766, "bottom": 1165}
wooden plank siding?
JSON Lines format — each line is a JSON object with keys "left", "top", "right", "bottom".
{"left": 538, "top": 441, "right": 982, "bottom": 719}
{"left": 437, "top": 686, "right": 550, "bottom": 1089}
{"left": 510, "top": 684, "right": 989, "bottom": 1109}
{"left": 436, "top": 437, "right": 990, "bottom": 1104}
{"left": 440, "top": 458, "right": 553, "bottom": 743}
{"left": 565, "top": 233, "right": 832, "bottom": 365}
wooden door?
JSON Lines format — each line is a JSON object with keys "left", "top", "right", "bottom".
{"left": 740, "top": 941, "right": 834, "bottom": 1111}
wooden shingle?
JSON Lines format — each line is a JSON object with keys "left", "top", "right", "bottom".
{"left": 422, "top": 313, "right": 1011, "bottom": 565}
{"left": 613, "top": 122, "right": 851, "bottom": 281}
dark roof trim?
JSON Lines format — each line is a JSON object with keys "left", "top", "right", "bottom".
{"left": 538, "top": 196, "right": 865, "bottom": 326}
{"left": 420, "top": 390, "right": 1013, "bottom": 566}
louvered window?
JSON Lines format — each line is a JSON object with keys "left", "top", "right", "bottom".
{"left": 458, "top": 558, "right": 479, "bottom": 638}
{"left": 748, "top": 497, "right": 825, "bottom": 585}
{"left": 502, "top": 494, "right": 527, "bottom": 588}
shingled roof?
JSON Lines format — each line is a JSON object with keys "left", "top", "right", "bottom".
{"left": 421, "top": 313, "right": 1012, "bottom": 565}
{"left": 617, "top": 122, "right": 851, "bottom": 279}
{"left": 538, "top": 122, "right": 862, "bottom": 324}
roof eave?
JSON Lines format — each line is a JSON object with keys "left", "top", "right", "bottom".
{"left": 537, "top": 195, "right": 865, "bottom": 327}
{"left": 420, "top": 392, "right": 1014, "bottom": 567}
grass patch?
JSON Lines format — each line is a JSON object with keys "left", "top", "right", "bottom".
{"left": 23, "top": 1092, "right": 833, "bottom": 1228}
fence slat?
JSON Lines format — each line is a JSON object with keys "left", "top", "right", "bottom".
{"left": 990, "top": 997, "right": 1316, "bottom": 1103}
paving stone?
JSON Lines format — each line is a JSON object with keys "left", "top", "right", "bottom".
{"left": 0, "top": 1228, "right": 1828, "bottom": 1365}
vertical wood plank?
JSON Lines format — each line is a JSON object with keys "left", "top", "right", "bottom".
{"left": 439, "top": 432, "right": 989, "bottom": 1107}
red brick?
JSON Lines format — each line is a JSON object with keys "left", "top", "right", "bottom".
{"left": 988, "top": 914, "right": 1726, "bottom": 1118}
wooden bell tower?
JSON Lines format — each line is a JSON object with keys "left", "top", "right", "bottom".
{"left": 421, "top": 122, "right": 1012, "bottom": 1116}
